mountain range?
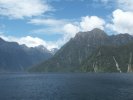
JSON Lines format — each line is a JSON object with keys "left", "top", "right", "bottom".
{"left": 0, "top": 38, "right": 54, "bottom": 72}
{"left": 30, "top": 28, "right": 133, "bottom": 73}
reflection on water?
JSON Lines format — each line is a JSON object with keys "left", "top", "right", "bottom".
{"left": 0, "top": 73, "right": 133, "bottom": 100}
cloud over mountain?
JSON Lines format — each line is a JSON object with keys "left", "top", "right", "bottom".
{"left": 0, "top": 34, "right": 58, "bottom": 50}
{"left": 80, "top": 16, "right": 105, "bottom": 31}
{"left": 29, "top": 16, "right": 105, "bottom": 48}
{"left": 107, "top": 9, "right": 133, "bottom": 34}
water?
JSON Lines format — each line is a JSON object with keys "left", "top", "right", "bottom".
{"left": 0, "top": 73, "right": 133, "bottom": 100}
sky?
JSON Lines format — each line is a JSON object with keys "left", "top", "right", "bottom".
{"left": 0, "top": 0, "right": 133, "bottom": 50}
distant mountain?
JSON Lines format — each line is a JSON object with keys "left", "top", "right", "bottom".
{"left": 30, "top": 28, "right": 133, "bottom": 72}
{"left": 50, "top": 48, "right": 58, "bottom": 55}
{"left": 110, "top": 33, "right": 133, "bottom": 45}
{"left": 0, "top": 38, "right": 53, "bottom": 72}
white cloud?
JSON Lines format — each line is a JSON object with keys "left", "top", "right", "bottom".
{"left": 63, "top": 23, "right": 80, "bottom": 37}
{"left": 80, "top": 16, "right": 105, "bottom": 31}
{"left": 0, "top": 34, "right": 58, "bottom": 50}
{"left": 117, "top": 0, "right": 133, "bottom": 11}
{"left": 57, "top": 16, "right": 105, "bottom": 46}
{"left": 57, "top": 16, "right": 105, "bottom": 47}
{"left": 106, "top": 9, "right": 133, "bottom": 34}
{"left": 18, "top": 36, "right": 47, "bottom": 47}
{"left": 50, "top": 23, "right": 80, "bottom": 47}
{"left": 0, "top": 0, "right": 51, "bottom": 19}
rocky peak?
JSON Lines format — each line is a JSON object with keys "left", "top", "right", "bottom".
{"left": 91, "top": 28, "right": 108, "bottom": 37}
{"left": 75, "top": 28, "right": 108, "bottom": 40}
{"left": 111, "top": 33, "right": 133, "bottom": 45}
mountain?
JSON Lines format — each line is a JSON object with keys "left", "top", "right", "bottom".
{"left": 0, "top": 38, "right": 53, "bottom": 72}
{"left": 110, "top": 33, "right": 133, "bottom": 45}
{"left": 50, "top": 48, "right": 58, "bottom": 55}
{"left": 30, "top": 28, "right": 133, "bottom": 72}
{"left": 81, "top": 42, "right": 133, "bottom": 73}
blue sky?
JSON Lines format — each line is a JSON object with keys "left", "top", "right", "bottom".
{"left": 0, "top": 0, "right": 133, "bottom": 50}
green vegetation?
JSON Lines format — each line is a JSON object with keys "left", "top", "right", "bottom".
{"left": 81, "top": 42, "right": 133, "bottom": 72}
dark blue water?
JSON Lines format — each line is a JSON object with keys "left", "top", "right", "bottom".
{"left": 0, "top": 73, "right": 133, "bottom": 100}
